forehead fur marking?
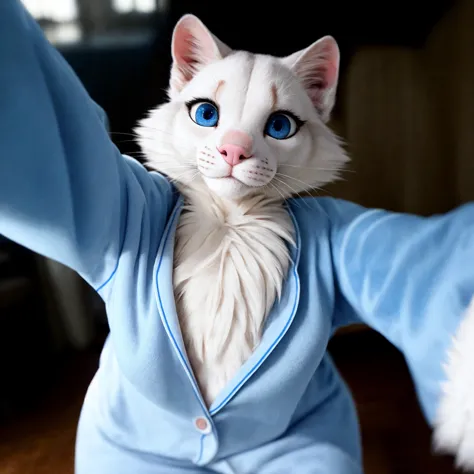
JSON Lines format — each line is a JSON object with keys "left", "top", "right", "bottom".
{"left": 214, "top": 80, "right": 225, "bottom": 102}
{"left": 271, "top": 83, "right": 278, "bottom": 110}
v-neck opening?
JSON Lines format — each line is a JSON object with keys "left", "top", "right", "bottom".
{"left": 153, "top": 195, "right": 301, "bottom": 416}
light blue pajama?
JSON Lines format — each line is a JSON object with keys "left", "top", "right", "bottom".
{"left": 1, "top": 1, "right": 474, "bottom": 472}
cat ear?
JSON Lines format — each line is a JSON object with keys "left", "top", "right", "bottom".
{"left": 282, "top": 36, "right": 340, "bottom": 122}
{"left": 169, "top": 14, "right": 231, "bottom": 97}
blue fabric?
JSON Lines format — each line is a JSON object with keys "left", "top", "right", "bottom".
{"left": 2, "top": 2, "right": 474, "bottom": 472}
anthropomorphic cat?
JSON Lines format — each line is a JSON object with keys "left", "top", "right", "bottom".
{"left": 135, "top": 15, "right": 348, "bottom": 407}
{"left": 1, "top": 2, "right": 474, "bottom": 472}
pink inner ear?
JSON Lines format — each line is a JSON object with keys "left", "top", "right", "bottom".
{"left": 172, "top": 18, "right": 219, "bottom": 75}
{"left": 310, "top": 41, "right": 338, "bottom": 90}
{"left": 323, "top": 61, "right": 338, "bottom": 89}
{"left": 169, "top": 15, "right": 229, "bottom": 95}
{"left": 310, "top": 78, "right": 328, "bottom": 91}
{"left": 302, "top": 62, "right": 337, "bottom": 108}
{"left": 173, "top": 30, "right": 200, "bottom": 81}
{"left": 292, "top": 37, "right": 339, "bottom": 111}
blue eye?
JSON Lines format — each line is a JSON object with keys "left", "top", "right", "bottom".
{"left": 265, "top": 113, "right": 298, "bottom": 140}
{"left": 189, "top": 101, "right": 219, "bottom": 127}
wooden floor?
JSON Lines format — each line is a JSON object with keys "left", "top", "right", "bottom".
{"left": 330, "top": 332, "right": 458, "bottom": 474}
{"left": 0, "top": 330, "right": 460, "bottom": 473}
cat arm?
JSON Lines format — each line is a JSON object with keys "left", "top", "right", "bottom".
{"left": 0, "top": 0, "right": 174, "bottom": 290}
{"left": 320, "top": 197, "right": 474, "bottom": 469}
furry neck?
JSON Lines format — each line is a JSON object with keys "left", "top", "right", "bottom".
{"left": 173, "top": 186, "right": 295, "bottom": 406}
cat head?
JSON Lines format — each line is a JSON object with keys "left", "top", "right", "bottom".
{"left": 136, "top": 14, "right": 348, "bottom": 201}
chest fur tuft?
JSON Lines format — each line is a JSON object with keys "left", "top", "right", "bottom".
{"left": 173, "top": 195, "right": 294, "bottom": 406}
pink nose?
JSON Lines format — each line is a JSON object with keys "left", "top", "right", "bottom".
{"left": 218, "top": 130, "right": 253, "bottom": 167}
{"left": 218, "top": 144, "right": 251, "bottom": 167}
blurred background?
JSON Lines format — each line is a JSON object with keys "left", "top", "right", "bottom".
{"left": 1, "top": 0, "right": 473, "bottom": 472}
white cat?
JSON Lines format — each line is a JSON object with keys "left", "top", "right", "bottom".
{"left": 135, "top": 14, "right": 348, "bottom": 406}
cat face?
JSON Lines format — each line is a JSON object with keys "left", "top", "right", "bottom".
{"left": 136, "top": 15, "right": 348, "bottom": 200}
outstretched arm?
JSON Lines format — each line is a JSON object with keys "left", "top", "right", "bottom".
{"left": 0, "top": 0, "right": 173, "bottom": 290}
{"left": 320, "top": 197, "right": 474, "bottom": 469}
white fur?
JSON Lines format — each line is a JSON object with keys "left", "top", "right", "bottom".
{"left": 174, "top": 189, "right": 294, "bottom": 404}
{"left": 135, "top": 15, "right": 348, "bottom": 404}
{"left": 434, "top": 296, "right": 474, "bottom": 470}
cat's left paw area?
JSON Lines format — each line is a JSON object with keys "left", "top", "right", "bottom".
{"left": 434, "top": 296, "right": 474, "bottom": 471}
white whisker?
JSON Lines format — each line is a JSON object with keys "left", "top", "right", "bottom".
{"left": 168, "top": 169, "right": 197, "bottom": 185}
{"left": 139, "top": 125, "right": 179, "bottom": 137}
{"left": 278, "top": 165, "right": 352, "bottom": 178}
{"left": 273, "top": 177, "right": 311, "bottom": 208}
{"left": 269, "top": 181, "right": 303, "bottom": 209}
{"left": 268, "top": 181, "right": 288, "bottom": 202}
{"left": 153, "top": 165, "right": 195, "bottom": 172}
{"left": 276, "top": 173, "right": 315, "bottom": 190}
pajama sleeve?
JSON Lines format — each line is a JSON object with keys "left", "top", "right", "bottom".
{"left": 321, "top": 197, "right": 474, "bottom": 469}
{"left": 0, "top": 0, "right": 174, "bottom": 290}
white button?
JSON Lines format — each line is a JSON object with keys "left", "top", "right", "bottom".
{"left": 194, "top": 416, "right": 212, "bottom": 434}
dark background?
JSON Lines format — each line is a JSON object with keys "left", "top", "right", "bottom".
{"left": 39, "top": 1, "right": 454, "bottom": 153}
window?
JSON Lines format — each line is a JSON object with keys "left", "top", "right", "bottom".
{"left": 112, "top": 0, "right": 156, "bottom": 13}
{"left": 21, "top": 0, "right": 167, "bottom": 43}
{"left": 22, "top": 0, "right": 79, "bottom": 22}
